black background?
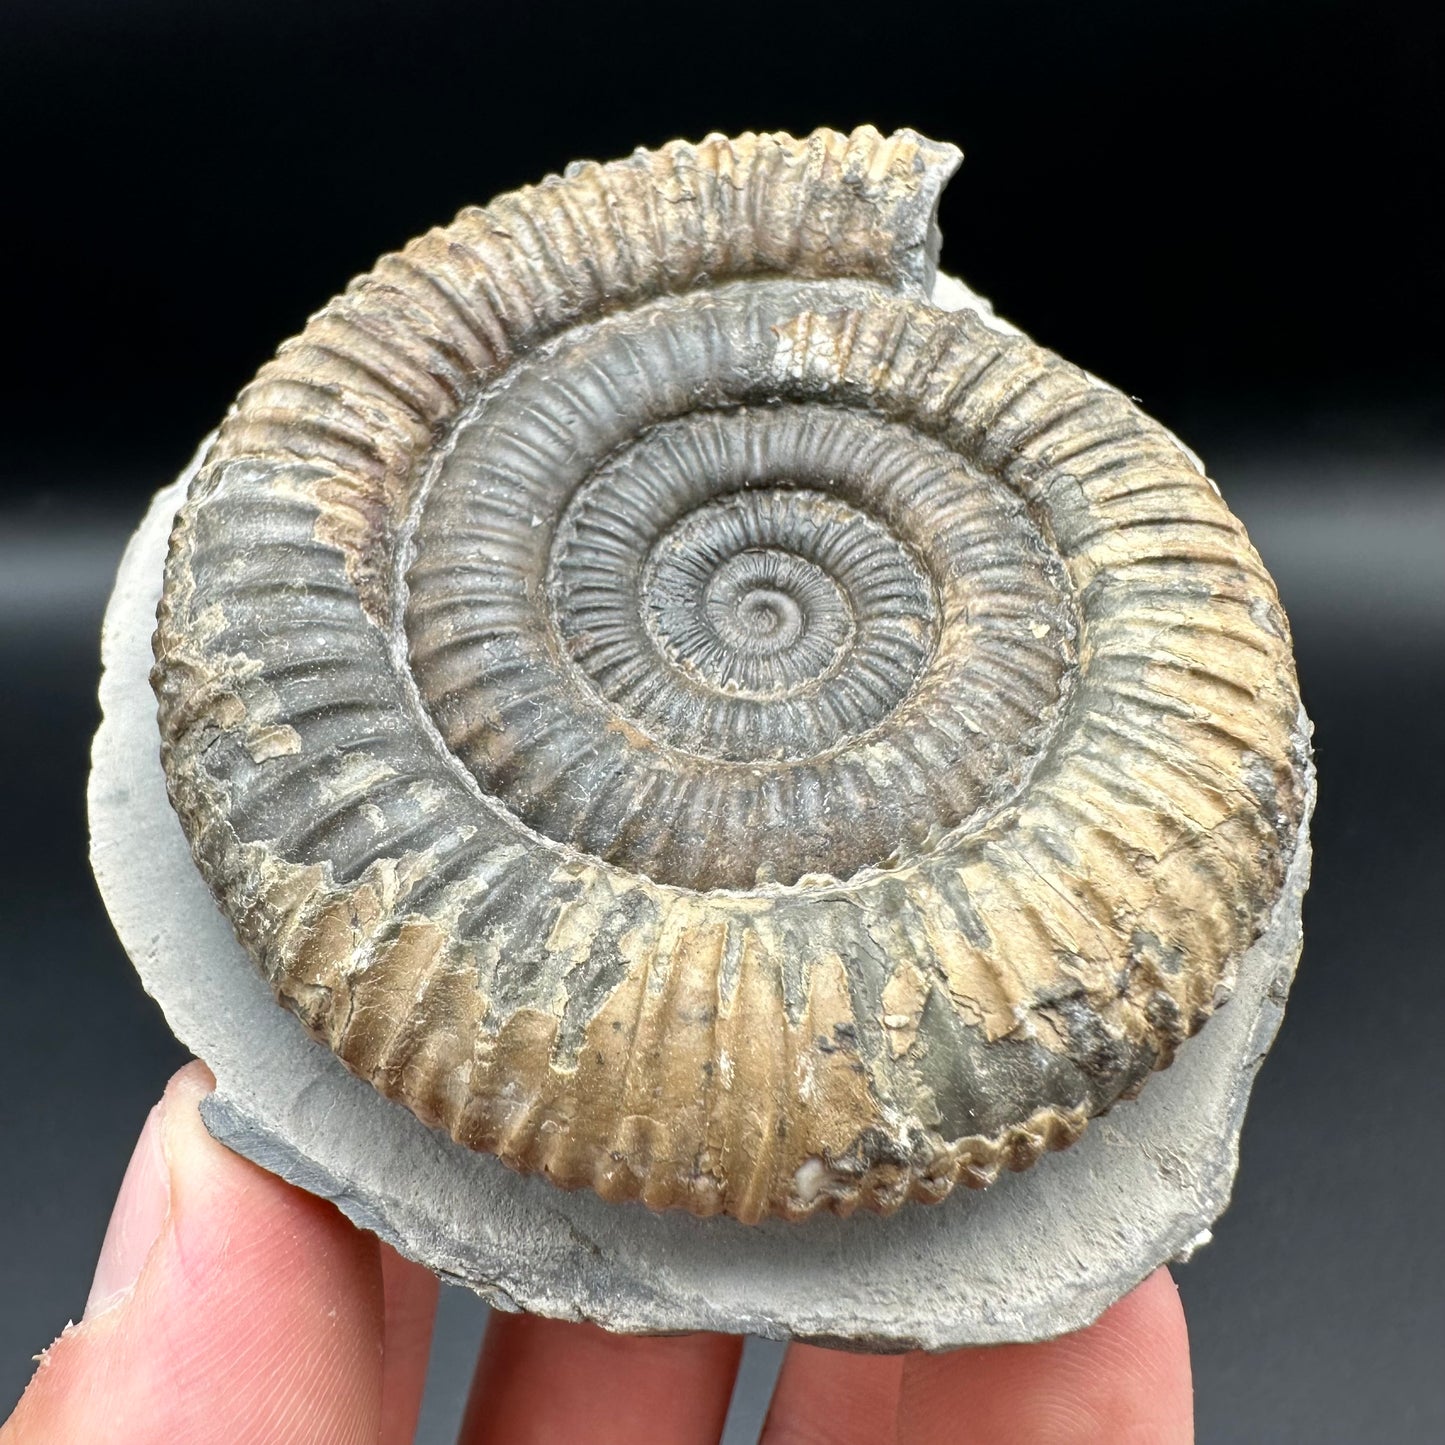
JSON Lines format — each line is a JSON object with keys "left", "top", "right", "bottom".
{"left": 1, "top": 2, "right": 1441, "bottom": 1440}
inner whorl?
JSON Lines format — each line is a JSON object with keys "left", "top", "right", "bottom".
{"left": 401, "top": 284, "right": 1077, "bottom": 891}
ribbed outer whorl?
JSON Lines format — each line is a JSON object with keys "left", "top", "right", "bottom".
{"left": 152, "top": 127, "right": 1307, "bottom": 1223}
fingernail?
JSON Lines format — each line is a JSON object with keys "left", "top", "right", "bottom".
{"left": 84, "top": 1100, "right": 171, "bottom": 1319}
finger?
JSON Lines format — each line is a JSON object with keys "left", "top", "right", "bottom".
{"left": 896, "top": 1267, "right": 1193, "bottom": 1445}
{"left": 459, "top": 1314, "right": 742, "bottom": 1445}
{"left": 380, "top": 1243, "right": 440, "bottom": 1445}
{"left": 761, "top": 1342, "right": 903, "bottom": 1443}
{"left": 2, "top": 1061, "right": 387, "bottom": 1445}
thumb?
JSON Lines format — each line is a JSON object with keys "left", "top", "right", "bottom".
{"left": 2, "top": 1061, "right": 386, "bottom": 1445}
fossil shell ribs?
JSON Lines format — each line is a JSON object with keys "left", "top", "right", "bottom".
{"left": 151, "top": 127, "right": 1307, "bottom": 1223}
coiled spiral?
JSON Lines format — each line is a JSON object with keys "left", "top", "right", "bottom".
{"left": 152, "top": 128, "right": 1308, "bottom": 1222}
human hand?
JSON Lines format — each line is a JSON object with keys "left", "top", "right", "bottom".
{"left": 1, "top": 1063, "right": 1193, "bottom": 1443}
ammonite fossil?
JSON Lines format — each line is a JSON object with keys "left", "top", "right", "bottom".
{"left": 151, "top": 127, "right": 1309, "bottom": 1225}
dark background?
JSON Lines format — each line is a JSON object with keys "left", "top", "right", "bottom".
{"left": 2, "top": 2, "right": 1441, "bottom": 1440}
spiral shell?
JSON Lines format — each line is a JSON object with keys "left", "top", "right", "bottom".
{"left": 152, "top": 127, "right": 1308, "bottom": 1223}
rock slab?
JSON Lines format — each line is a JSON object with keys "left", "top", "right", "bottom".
{"left": 89, "top": 449, "right": 1313, "bottom": 1350}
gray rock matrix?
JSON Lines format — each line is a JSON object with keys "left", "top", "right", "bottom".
{"left": 91, "top": 455, "right": 1312, "bottom": 1348}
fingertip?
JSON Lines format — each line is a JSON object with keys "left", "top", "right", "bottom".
{"left": 1144, "top": 1265, "right": 1188, "bottom": 1337}
{"left": 4, "top": 1062, "right": 388, "bottom": 1445}
{"left": 462, "top": 1317, "right": 742, "bottom": 1445}
{"left": 167, "top": 1056, "right": 217, "bottom": 1099}
{"left": 83, "top": 1100, "right": 168, "bottom": 1320}
{"left": 1111, "top": 1268, "right": 1193, "bottom": 1436}
{"left": 761, "top": 1342, "right": 904, "bottom": 1444}
{"left": 79, "top": 1062, "right": 219, "bottom": 1323}
{"left": 379, "top": 1244, "right": 440, "bottom": 1445}
{"left": 898, "top": 1268, "right": 1194, "bottom": 1445}
{"left": 152, "top": 1060, "right": 222, "bottom": 1209}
